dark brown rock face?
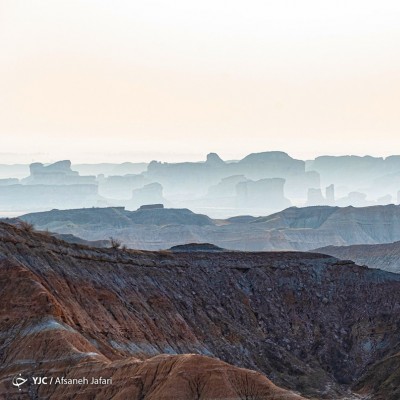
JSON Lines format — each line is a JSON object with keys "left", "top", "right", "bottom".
{"left": 1, "top": 222, "right": 400, "bottom": 399}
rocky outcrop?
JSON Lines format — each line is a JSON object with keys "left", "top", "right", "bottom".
{"left": 1, "top": 222, "right": 400, "bottom": 398}
{"left": 22, "top": 160, "right": 96, "bottom": 186}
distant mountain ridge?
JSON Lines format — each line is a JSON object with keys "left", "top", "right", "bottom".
{"left": 16, "top": 204, "right": 400, "bottom": 252}
{"left": 3, "top": 152, "right": 400, "bottom": 218}
{"left": 21, "top": 206, "right": 213, "bottom": 228}
{"left": 169, "top": 243, "right": 226, "bottom": 252}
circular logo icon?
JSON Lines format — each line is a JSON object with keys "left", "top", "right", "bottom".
{"left": 12, "top": 374, "right": 28, "bottom": 391}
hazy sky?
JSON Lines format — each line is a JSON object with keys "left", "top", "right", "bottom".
{"left": 1, "top": 0, "right": 400, "bottom": 163}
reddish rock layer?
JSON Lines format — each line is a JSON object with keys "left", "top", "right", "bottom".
{"left": 0, "top": 252, "right": 303, "bottom": 399}
{"left": 1, "top": 222, "right": 400, "bottom": 398}
{"left": 1, "top": 354, "right": 304, "bottom": 399}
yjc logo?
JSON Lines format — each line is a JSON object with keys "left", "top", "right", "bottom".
{"left": 12, "top": 374, "right": 28, "bottom": 391}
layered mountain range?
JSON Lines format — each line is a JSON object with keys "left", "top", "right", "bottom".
{"left": 1, "top": 222, "right": 400, "bottom": 398}
{"left": 2, "top": 152, "right": 400, "bottom": 218}
{"left": 14, "top": 204, "right": 400, "bottom": 252}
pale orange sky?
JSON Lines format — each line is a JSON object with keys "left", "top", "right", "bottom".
{"left": 0, "top": 0, "right": 400, "bottom": 163}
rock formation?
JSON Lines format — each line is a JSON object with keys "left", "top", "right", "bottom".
{"left": 207, "top": 175, "right": 248, "bottom": 198}
{"left": 325, "top": 184, "right": 335, "bottom": 204}
{"left": 0, "top": 161, "right": 100, "bottom": 212}
{"left": 129, "top": 183, "right": 166, "bottom": 209}
{"left": 145, "top": 152, "right": 320, "bottom": 203}
{"left": 22, "top": 160, "right": 96, "bottom": 185}
{"left": 236, "top": 178, "right": 291, "bottom": 210}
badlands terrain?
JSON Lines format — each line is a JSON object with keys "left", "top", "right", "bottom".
{"left": 1, "top": 222, "right": 400, "bottom": 398}
{"left": 14, "top": 204, "right": 400, "bottom": 251}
